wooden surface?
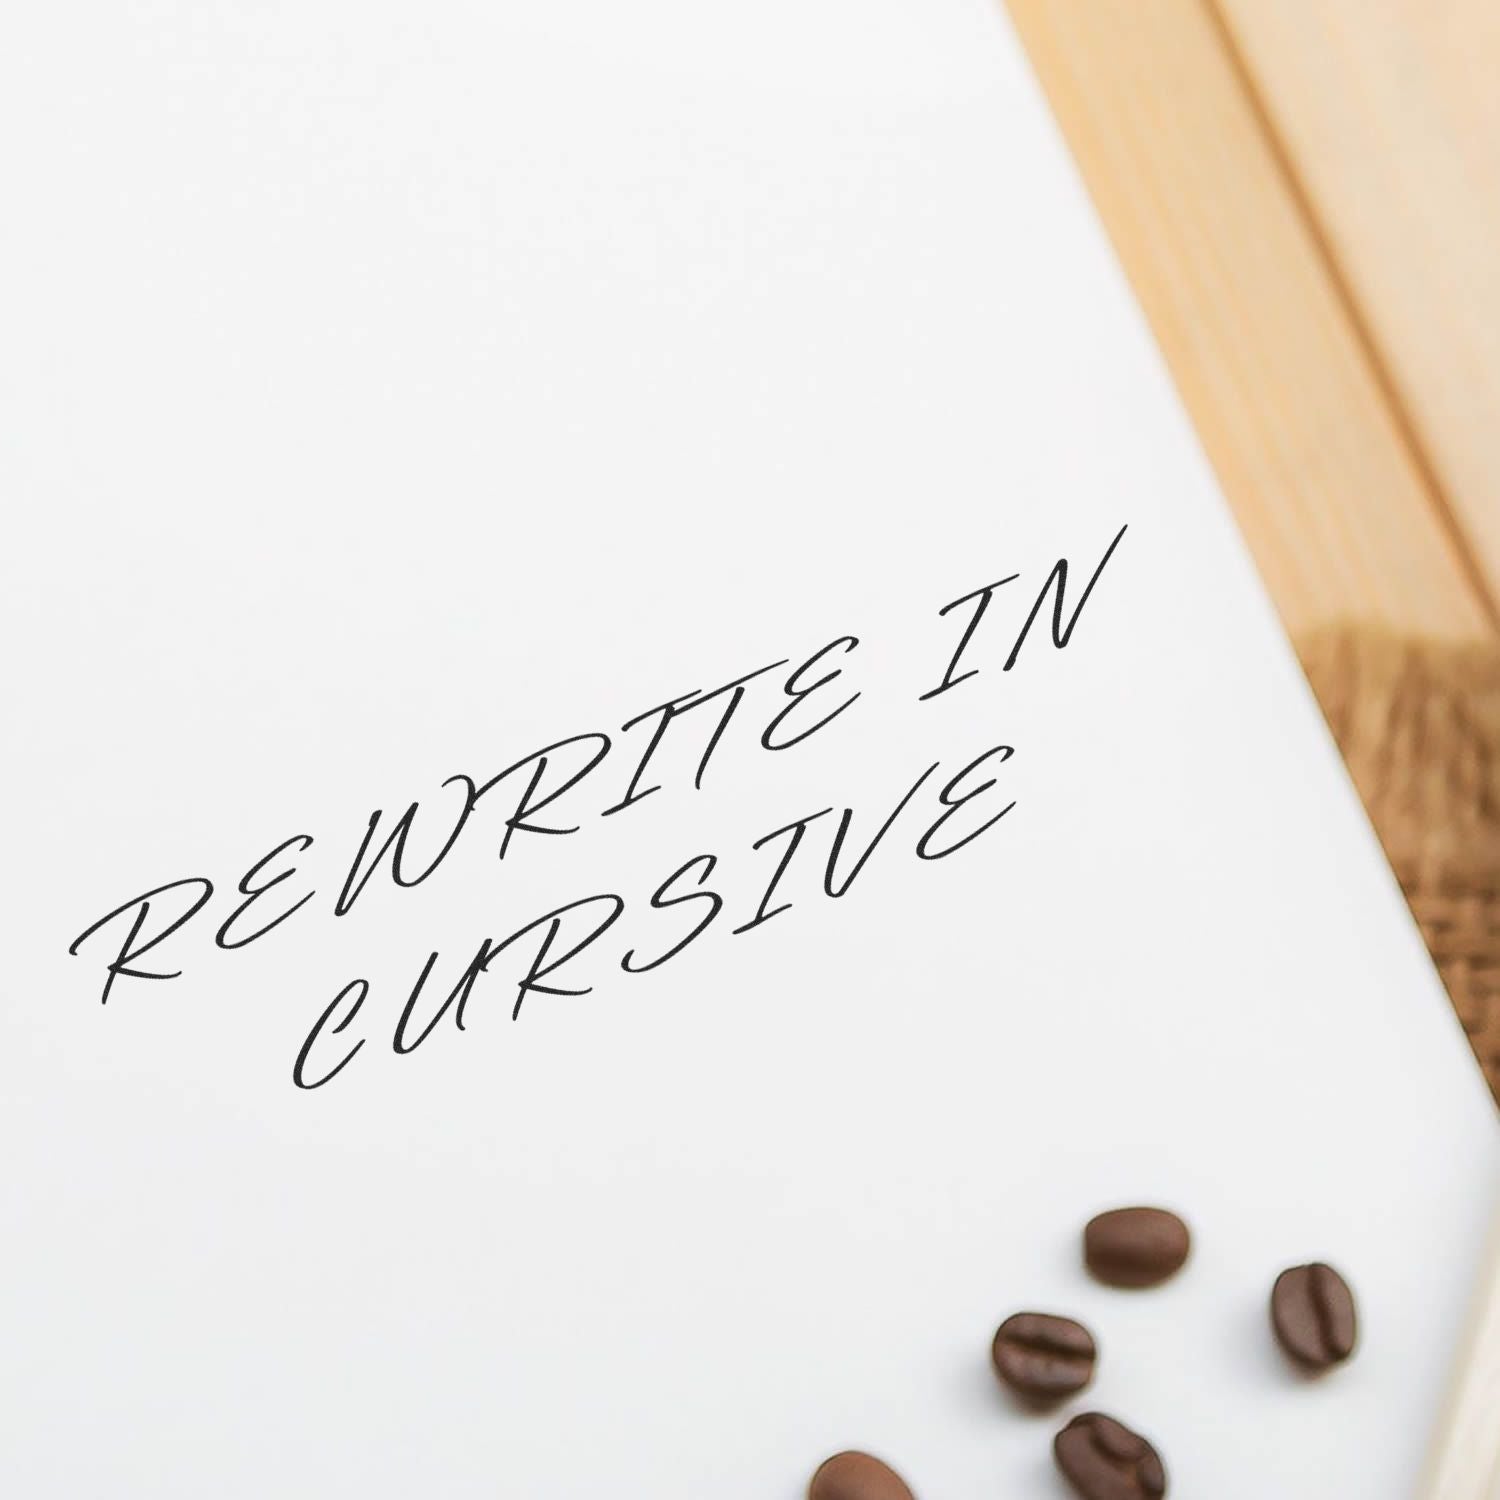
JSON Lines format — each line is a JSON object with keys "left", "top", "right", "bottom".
{"left": 1003, "top": 0, "right": 1497, "bottom": 645}
{"left": 1004, "top": 0, "right": 1500, "bottom": 1104}
{"left": 1218, "top": 0, "right": 1500, "bottom": 614}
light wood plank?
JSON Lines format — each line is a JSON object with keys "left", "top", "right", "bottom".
{"left": 1214, "top": 0, "right": 1500, "bottom": 617}
{"left": 1002, "top": 0, "right": 1493, "bottom": 644}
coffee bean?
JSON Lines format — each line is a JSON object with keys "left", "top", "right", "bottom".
{"left": 1054, "top": 1412, "right": 1167, "bottom": 1500}
{"left": 1083, "top": 1207, "right": 1190, "bottom": 1288}
{"left": 991, "top": 1311, "right": 1096, "bottom": 1403}
{"left": 1270, "top": 1262, "right": 1358, "bottom": 1370}
{"left": 807, "top": 1450, "right": 915, "bottom": 1500}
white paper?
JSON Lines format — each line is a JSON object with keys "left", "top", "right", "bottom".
{"left": 3, "top": 3, "right": 1496, "bottom": 1496}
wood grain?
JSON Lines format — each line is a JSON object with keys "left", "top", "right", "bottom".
{"left": 1002, "top": 0, "right": 1494, "bottom": 646}
{"left": 1214, "top": 0, "right": 1500, "bottom": 618}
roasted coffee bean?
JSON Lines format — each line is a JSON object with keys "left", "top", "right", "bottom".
{"left": 991, "top": 1311, "right": 1096, "bottom": 1403}
{"left": 807, "top": 1450, "right": 915, "bottom": 1500}
{"left": 1054, "top": 1412, "right": 1167, "bottom": 1500}
{"left": 1083, "top": 1207, "right": 1190, "bottom": 1288}
{"left": 1270, "top": 1262, "right": 1358, "bottom": 1370}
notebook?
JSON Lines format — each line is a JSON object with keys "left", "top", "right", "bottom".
{"left": 3, "top": 2, "right": 1495, "bottom": 1495}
